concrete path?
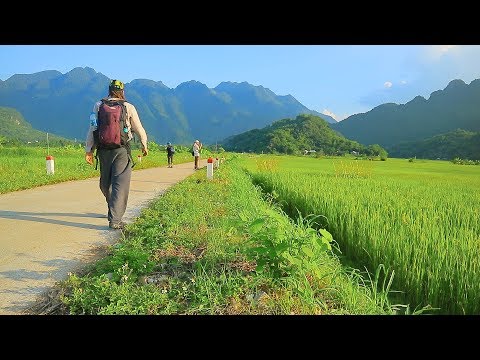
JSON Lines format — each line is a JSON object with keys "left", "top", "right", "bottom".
{"left": 0, "top": 160, "right": 206, "bottom": 315}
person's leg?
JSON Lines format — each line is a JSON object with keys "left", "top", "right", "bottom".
{"left": 195, "top": 155, "right": 199, "bottom": 169}
{"left": 109, "top": 148, "right": 132, "bottom": 227}
{"left": 98, "top": 149, "right": 114, "bottom": 222}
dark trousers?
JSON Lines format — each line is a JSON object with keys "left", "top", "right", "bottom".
{"left": 167, "top": 154, "right": 173, "bottom": 166}
{"left": 97, "top": 147, "right": 132, "bottom": 225}
{"left": 194, "top": 156, "right": 199, "bottom": 169}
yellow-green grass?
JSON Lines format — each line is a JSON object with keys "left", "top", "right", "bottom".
{"left": 242, "top": 155, "right": 480, "bottom": 314}
{"left": 0, "top": 145, "right": 206, "bottom": 194}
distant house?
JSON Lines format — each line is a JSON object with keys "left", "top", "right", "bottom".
{"left": 304, "top": 149, "right": 316, "bottom": 155}
{"left": 351, "top": 151, "right": 359, "bottom": 156}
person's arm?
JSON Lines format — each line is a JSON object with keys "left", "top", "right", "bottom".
{"left": 127, "top": 103, "right": 148, "bottom": 156}
{"left": 85, "top": 102, "right": 100, "bottom": 164}
{"left": 85, "top": 127, "right": 95, "bottom": 165}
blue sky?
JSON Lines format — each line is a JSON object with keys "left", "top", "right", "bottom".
{"left": 1, "top": 45, "right": 479, "bottom": 121}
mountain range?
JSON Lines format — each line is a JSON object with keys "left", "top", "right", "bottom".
{"left": 331, "top": 79, "right": 480, "bottom": 149}
{"left": 1, "top": 67, "right": 480, "bottom": 160}
{"left": 0, "top": 67, "right": 336, "bottom": 145}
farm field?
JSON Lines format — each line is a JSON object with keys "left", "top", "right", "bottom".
{"left": 242, "top": 155, "right": 480, "bottom": 314}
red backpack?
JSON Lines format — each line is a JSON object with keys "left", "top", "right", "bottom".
{"left": 94, "top": 99, "right": 129, "bottom": 149}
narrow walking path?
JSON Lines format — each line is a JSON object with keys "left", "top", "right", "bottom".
{"left": 0, "top": 160, "right": 206, "bottom": 314}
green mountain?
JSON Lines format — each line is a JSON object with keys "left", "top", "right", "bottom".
{"left": 0, "top": 67, "right": 336, "bottom": 145}
{"left": 389, "top": 129, "right": 480, "bottom": 160}
{"left": 0, "top": 106, "right": 73, "bottom": 145}
{"left": 331, "top": 79, "right": 480, "bottom": 148}
{"left": 222, "top": 113, "right": 382, "bottom": 156}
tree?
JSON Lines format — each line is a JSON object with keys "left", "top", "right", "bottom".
{"left": 368, "top": 144, "right": 388, "bottom": 160}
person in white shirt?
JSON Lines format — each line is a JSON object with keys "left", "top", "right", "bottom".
{"left": 192, "top": 139, "right": 202, "bottom": 170}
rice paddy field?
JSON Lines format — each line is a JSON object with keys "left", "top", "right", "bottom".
{"left": 241, "top": 155, "right": 480, "bottom": 314}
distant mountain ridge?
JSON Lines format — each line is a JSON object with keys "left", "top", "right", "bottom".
{"left": 389, "top": 129, "right": 480, "bottom": 160}
{"left": 0, "top": 106, "right": 72, "bottom": 145}
{"left": 0, "top": 67, "right": 336, "bottom": 145}
{"left": 330, "top": 79, "right": 480, "bottom": 149}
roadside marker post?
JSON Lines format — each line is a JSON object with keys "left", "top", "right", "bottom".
{"left": 207, "top": 157, "right": 214, "bottom": 179}
{"left": 46, "top": 155, "right": 55, "bottom": 175}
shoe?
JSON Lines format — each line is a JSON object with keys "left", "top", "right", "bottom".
{"left": 109, "top": 221, "right": 127, "bottom": 229}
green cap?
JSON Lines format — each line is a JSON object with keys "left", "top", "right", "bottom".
{"left": 109, "top": 79, "right": 124, "bottom": 90}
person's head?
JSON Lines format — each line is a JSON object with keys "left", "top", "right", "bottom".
{"left": 167, "top": 142, "right": 171, "bottom": 146}
{"left": 109, "top": 79, "right": 125, "bottom": 100}
{"left": 195, "top": 140, "right": 200, "bottom": 144}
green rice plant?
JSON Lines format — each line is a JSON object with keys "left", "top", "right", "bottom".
{"left": 242, "top": 155, "right": 480, "bottom": 314}
{"left": 255, "top": 157, "right": 279, "bottom": 172}
{"left": 332, "top": 159, "right": 374, "bottom": 178}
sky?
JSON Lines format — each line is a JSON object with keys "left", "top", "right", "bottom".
{"left": 1, "top": 45, "right": 480, "bottom": 121}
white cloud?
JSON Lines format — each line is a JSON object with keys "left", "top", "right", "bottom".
{"left": 322, "top": 109, "right": 352, "bottom": 121}
{"left": 424, "top": 45, "right": 460, "bottom": 61}
{"left": 322, "top": 109, "right": 337, "bottom": 120}
{"left": 337, "top": 113, "right": 352, "bottom": 121}
{"left": 439, "top": 45, "right": 456, "bottom": 53}
{"left": 400, "top": 80, "right": 407, "bottom": 85}
{"left": 384, "top": 81, "right": 393, "bottom": 88}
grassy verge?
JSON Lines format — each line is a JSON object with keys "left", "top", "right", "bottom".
{"left": 52, "top": 156, "right": 391, "bottom": 315}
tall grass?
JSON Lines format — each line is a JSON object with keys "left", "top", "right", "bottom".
{"left": 243, "top": 155, "right": 480, "bottom": 314}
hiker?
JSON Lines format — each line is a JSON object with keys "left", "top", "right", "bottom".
{"left": 84, "top": 79, "right": 148, "bottom": 229}
{"left": 192, "top": 139, "right": 202, "bottom": 170}
{"left": 166, "top": 142, "right": 175, "bottom": 168}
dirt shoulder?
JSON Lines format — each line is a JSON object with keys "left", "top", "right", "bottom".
{"left": 0, "top": 160, "right": 205, "bottom": 315}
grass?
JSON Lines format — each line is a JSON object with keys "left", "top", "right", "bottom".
{"left": 0, "top": 144, "right": 210, "bottom": 194}
{"left": 55, "top": 156, "right": 392, "bottom": 315}
{"left": 241, "top": 154, "right": 480, "bottom": 314}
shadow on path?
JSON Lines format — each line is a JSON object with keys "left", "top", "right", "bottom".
{"left": 0, "top": 210, "right": 108, "bottom": 230}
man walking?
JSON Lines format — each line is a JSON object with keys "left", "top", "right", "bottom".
{"left": 85, "top": 79, "right": 148, "bottom": 229}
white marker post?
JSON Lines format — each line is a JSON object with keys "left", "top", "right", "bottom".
{"left": 207, "top": 157, "right": 214, "bottom": 179}
{"left": 46, "top": 155, "right": 55, "bottom": 175}
{"left": 45, "top": 132, "right": 54, "bottom": 175}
